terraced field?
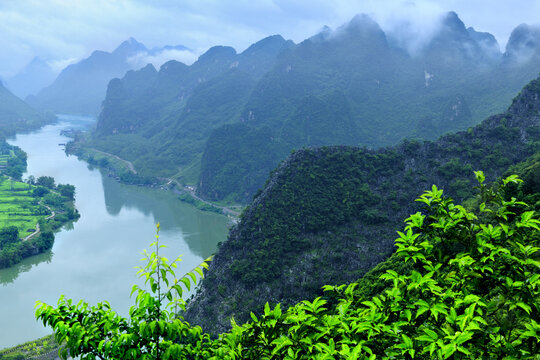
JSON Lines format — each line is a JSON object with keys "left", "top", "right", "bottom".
{"left": 0, "top": 176, "right": 48, "bottom": 238}
{"left": 0, "top": 152, "right": 12, "bottom": 170}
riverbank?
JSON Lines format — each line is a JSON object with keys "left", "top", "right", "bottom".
{"left": 64, "top": 136, "right": 242, "bottom": 220}
{"left": 0, "top": 175, "right": 80, "bottom": 269}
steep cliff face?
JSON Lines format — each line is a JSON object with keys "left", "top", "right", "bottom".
{"left": 185, "top": 77, "right": 540, "bottom": 335}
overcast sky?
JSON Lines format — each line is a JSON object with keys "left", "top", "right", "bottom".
{"left": 1, "top": 0, "right": 540, "bottom": 78}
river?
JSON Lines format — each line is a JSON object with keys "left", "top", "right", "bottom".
{"left": 0, "top": 115, "right": 228, "bottom": 349}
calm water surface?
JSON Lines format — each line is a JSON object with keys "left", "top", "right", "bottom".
{"left": 0, "top": 115, "right": 228, "bottom": 348}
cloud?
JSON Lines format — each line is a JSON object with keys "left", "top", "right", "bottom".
{"left": 1, "top": 0, "right": 540, "bottom": 78}
{"left": 127, "top": 49, "right": 200, "bottom": 69}
{"left": 47, "top": 58, "right": 78, "bottom": 74}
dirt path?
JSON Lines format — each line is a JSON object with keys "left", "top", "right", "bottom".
{"left": 22, "top": 203, "right": 55, "bottom": 242}
{"left": 88, "top": 148, "right": 137, "bottom": 174}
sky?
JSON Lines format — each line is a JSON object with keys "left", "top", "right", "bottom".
{"left": 1, "top": 0, "right": 540, "bottom": 78}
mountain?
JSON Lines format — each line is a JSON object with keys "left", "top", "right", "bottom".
{"left": 81, "top": 35, "right": 293, "bottom": 179}
{"left": 505, "top": 23, "right": 540, "bottom": 63}
{"left": 4, "top": 57, "right": 58, "bottom": 99}
{"left": 0, "top": 81, "right": 55, "bottom": 136}
{"left": 422, "top": 11, "right": 500, "bottom": 63}
{"left": 184, "top": 76, "right": 540, "bottom": 335}
{"left": 197, "top": 14, "right": 540, "bottom": 203}
{"left": 467, "top": 27, "right": 501, "bottom": 60}
{"left": 78, "top": 12, "right": 540, "bottom": 203}
{"left": 26, "top": 38, "right": 193, "bottom": 116}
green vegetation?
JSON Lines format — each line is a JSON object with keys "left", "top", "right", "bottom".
{"left": 198, "top": 123, "right": 289, "bottom": 203}
{"left": 178, "top": 192, "right": 223, "bottom": 214}
{"left": 35, "top": 225, "right": 213, "bottom": 359}
{"left": 34, "top": 176, "right": 540, "bottom": 359}
{"left": 0, "top": 82, "right": 55, "bottom": 137}
{"left": 186, "top": 75, "right": 540, "bottom": 332}
{"left": 0, "top": 174, "right": 80, "bottom": 268}
{"left": 0, "top": 141, "right": 27, "bottom": 180}
{"left": 0, "top": 176, "right": 45, "bottom": 236}
{"left": 208, "top": 174, "right": 540, "bottom": 359}
{"left": 0, "top": 334, "right": 60, "bottom": 360}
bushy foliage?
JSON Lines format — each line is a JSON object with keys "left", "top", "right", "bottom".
{"left": 57, "top": 184, "right": 75, "bottom": 200}
{"left": 0, "top": 226, "right": 18, "bottom": 247}
{"left": 505, "top": 151, "right": 540, "bottom": 211}
{"left": 36, "top": 176, "right": 55, "bottom": 189}
{"left": 204, "top": 173, "right": 540, "bottom": 359}
{"left": 35, "top": 224, "right": 213, "bottom": 360}
{"left": 0, "top": 229, "right": 54, "bottom": 268}
{"left": 35, "top": 176, "right": 539, "bottom": 359}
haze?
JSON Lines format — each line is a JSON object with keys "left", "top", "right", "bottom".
{"left": 1, "top": 0, "right": 540, "bottom": 79}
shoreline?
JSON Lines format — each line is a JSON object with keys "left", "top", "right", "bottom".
{"left": 64, "top": 138, "right": 242, "bottom": 220}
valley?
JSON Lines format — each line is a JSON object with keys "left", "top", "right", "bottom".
{"left": 0, "top": 3, "right": 538, "bottom": 358}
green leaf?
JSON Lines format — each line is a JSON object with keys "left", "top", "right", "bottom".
{"left": 474, "top": 171, "right": 485, "bottom": 184}
{"left": 180, "top": 277, "right": 191, "bottom": 291}
{"left": 516, "top": 302, "right": 532, "bottom": 315}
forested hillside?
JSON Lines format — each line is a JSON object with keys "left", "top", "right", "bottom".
{"left": 75, "top": 12, "right": 540, "bottom": 203}
{"left": 0, "top": 82, "right": 55, "bottom": 137}
{"left": 184, "top": 76, "right": 540, "bottom": 335}
{"left": 35, "top": 76, "right": 540, "bottom": 360}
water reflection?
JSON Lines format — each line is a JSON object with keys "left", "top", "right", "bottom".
{"left": 101, "top": 173, "right": 227, "bottom": 258}
{"left": 0, "top": 251, "right": 53, "bottom": 285}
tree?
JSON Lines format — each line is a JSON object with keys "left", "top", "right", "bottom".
{"left": 32, "top": 187, "right": 49, "bottom": 197}
{"left": 35, "top": 224, "right": 213, "bottom": 360}
{"left": 57, "top": 184, "right": 75, "bottom": 200}
{"left": 36, "top": 176, "right": 55, "bottom": 189}
{"left": 0, "top": 226, "right": 19, "bottom": 248}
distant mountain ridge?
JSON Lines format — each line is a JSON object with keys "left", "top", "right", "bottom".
{"left": 77, "top": 12, "right": 540, "bottom": 203}
{"left": 4, "top": 57, "right": 58, "bottom": 99}
{"left": 25, "top": 38, "right": 193, "bottom": 116}
{"left": 79, "top": 35, "right": 293, "bottom": 179}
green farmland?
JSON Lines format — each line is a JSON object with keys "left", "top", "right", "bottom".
{"left": 0, "top": 176, "right": 47, "bottom": 238}
{"left": 0, "top": 172, "right": 79, "bottom": 269}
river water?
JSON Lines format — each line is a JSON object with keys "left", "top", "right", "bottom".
{"left": 0, "top": 115, "right": 228, "bottom": 349}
